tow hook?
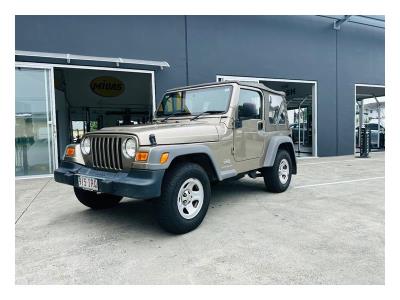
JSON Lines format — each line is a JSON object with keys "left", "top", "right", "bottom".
{"left": 248, "top": 170, "right": 262, "bottom": 179}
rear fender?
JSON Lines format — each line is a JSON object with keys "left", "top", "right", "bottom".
{"left": 263, "top": 136, "right": 297, "bottom": 174}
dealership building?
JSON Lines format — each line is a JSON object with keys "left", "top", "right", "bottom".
{"left": 15, "top": 15, "right": 385, "bottom": 178}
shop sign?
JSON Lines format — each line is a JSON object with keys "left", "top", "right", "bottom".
{"left": 90, "top": 76, "right": 125, "bottom": 97}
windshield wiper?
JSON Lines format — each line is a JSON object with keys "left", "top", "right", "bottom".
{"left": 190, "top": 110, "right": 225, "bottom": 121}
{"left": 160, "top": 112, "right": 191, "bottom": 122}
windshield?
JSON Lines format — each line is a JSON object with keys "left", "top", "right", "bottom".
{"left": 156, "top": 85, "right": 232, "bottom": 117}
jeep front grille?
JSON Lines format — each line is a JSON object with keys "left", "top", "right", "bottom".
{"left": 91, "top": 136, "right": 123, "bottom": 170}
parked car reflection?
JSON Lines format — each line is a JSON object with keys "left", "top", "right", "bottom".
{"left": 290, "top": 123, "right": 311, "bottom": 145}
{"left": 355, "top": 123, "right": 385, "bottom": 149}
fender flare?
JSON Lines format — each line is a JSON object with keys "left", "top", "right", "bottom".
{"left": 144, "top": 144, "right": 235, "bottom": 181}
{"left": 263, "top": 136, "right": 297, "bottom": 174}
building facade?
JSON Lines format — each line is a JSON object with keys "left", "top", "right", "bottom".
{"left": 15, "top": 15, "right": 385, "bottom": 177}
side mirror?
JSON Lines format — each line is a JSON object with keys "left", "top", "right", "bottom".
{"left": 239, "top": 102, "right": 258, "bottom": 120}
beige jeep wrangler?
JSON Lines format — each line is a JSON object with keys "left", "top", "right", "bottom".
{"left": 54, "top": 81, "right": 297, "bottom": 234}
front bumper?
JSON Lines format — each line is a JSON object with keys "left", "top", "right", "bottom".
{"left": 54, "top": 161, "right": 165, "bottom": 199}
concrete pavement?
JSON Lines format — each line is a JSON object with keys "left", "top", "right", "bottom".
{"left": 15, "top": 152, "right": 385, "bottom": 284}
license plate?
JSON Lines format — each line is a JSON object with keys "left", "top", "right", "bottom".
{"left": 77, "top": 175, "right": 98, "bottom": 191}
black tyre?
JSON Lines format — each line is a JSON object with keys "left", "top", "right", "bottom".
{"left": 156, "top": 162, "right": 211, "bottom": 234}
{"left": 262, "top": 149, "right": 292, "bottom": 193}
{"left": 74, "top": 187, "right": 122, "bottom": 209}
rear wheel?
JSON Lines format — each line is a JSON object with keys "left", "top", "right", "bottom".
{"left": 74, "top": 187, "right": 122, "bottom": 209}
{"left": 156, "top": 162, "right": 211, "bottom": 234}
{"left": 262, "top": 149, "right": 292, "bottom": 193}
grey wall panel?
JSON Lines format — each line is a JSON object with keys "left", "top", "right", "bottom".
{"left": 15, "top": 15, "right": 385, "bottom": 156}
{"left": 15, "top": 15, "right": 188, "bottom": 102}
{"left": 186, "top": 15, "right": 338, "bottom": 156}
{"left": 337, "top": 22, "right": 384, "bottom": 155}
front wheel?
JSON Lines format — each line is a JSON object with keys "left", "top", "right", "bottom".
{"left": 74, "top": 187, "right": 122, "bottom": 209}
{"left": 156, "top": 162, "right": 211, "bottom": 234}
{"left": 262, "top": 149, "right": 292, "bottom": 193}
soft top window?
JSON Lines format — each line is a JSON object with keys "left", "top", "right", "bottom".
{"left": 269, "top": 94, "right": 286, "bottom": 125}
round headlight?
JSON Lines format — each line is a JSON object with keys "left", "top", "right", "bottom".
{"left": 80, "top": 137, "right": 91, "bottom": 155}
{"left": 123, "top": 138, "right": 137, "bottom": 158}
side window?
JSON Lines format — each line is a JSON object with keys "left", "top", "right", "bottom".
{"left": 269, "top": 94, "right": 286, "bottom": 125}
{"left": 238, "top": 89, "right": 262, "bottom": 120}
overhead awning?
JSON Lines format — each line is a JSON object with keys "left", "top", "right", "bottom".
{"left": 15, "top": 50, "right": 170, "bottom": 70}
{"left": 319, "top": 15, "right": 385, "bottom": 30}
{"left": 356, "top": 86, "right": 385, "bottom": 101}
{"left": 260, "top": 80, "right": 314, "bottom": 109}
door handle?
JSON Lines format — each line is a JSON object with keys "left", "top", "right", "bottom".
{"left": 257, "top": 121, "right": 264, "bottom": 131}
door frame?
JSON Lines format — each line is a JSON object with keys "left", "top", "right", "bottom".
{"left": 354, "top": 83, "right": 385, "bottom": 155}
{"left": 15, "top": 64, "right": 57, "bottom": 179}
{"left": 233, "top": 86, "right": 265, "bottom": 161}
{"left": 217, "top": 75, "right": 318, "bottom": 157}
{"left": 15, "top": 61, "right": 156, "bottom": 179}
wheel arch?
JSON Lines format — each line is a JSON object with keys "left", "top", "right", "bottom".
{"left": 263, "top": 136, "right": 297, "bottom": 174}
{"left": 147, "top": 144, "right": 223, "bottom": 181}
{"left": 167, "top": 152, "right": 219, "bottom": 183}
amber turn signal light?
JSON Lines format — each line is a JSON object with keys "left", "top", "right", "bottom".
{"left": 65, "top": 146, "right": 75, "bottom": 157}
{"left": 160, "top": 152, "right": 169, "bottom": 164}
{"left": 135, "top": 151, "right": 149, "bottom": 161}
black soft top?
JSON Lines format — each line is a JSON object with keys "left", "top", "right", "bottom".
{"left": 166, "top": 81, "right": 286, "bottom": 96}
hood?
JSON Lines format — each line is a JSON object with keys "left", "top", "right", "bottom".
{"left": 98, "top": 121, "right": 220, "bottom": 145}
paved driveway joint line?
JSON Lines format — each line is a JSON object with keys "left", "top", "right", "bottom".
{"left": 15, "top": 178, "right": 52, "bottom": 225}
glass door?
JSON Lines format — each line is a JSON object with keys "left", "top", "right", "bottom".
{"left": 15, "top": 67, "right": 56, "bottom": 176}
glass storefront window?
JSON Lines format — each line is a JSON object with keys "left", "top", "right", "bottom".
{"left": 15, "top": 67, "right": 54, "bottom": 176}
